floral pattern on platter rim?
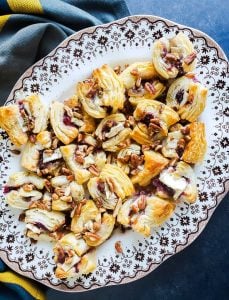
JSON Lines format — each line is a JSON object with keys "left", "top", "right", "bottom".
{"left": 0, "top": 15, "right": 228, "bottom": 292}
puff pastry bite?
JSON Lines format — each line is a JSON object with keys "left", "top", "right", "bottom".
{"left": 117, "top": 194, "right": 175, "bottom": 236}
{"left": 166, "top": 74, "right": 207, "bottom": 122}
{"left": 26, "top": 228, "right": 64, "bottom": 242}
{"left": 24, "top": 208, "right": 65, "bottom": 239}
{"left": 21, "top": 141, "right": 42, "bottom": 172}
{"left": 131, "top": 100, "right": 179, "bottom": 144}
{"left": 77, "top": 64, "right": 125, "bottom": 118}
{"left": 162, "top": 130, "right": 185, "bottom": 159}
{"left": 152, "top": 32, "right": 197, "bottom": 79}
{"left": 128, "top": 79, "right": 166, "bottom": 105}
{"left": 162, "top": 122, "right": 207, "bottom": 163}
{"left": 50, "top": 101, "right": 78, "bottom": 144}
{"left": 60, "top": 144, "right": 106, "bottom": 184}
{"left": 153, "top": 161, "right": 197, "bottom": 203}
{"left": 71, "top": 200, "right": 100, "bottom": 234}
{"left": 64, "top": 95, "right": 95, "bottom": 133}
{"left": 4, "top": 172, "right": 45, "bottom": 209}
{"left": 117, "top": 143, "right": 142, "bottom": 174}
{"left": 0, "top": 105, "right": 28, "bottom": 146}
{"left": 95, "top": 113, "right": 132, "bottom": 152}
{"left": 119, "top": 61, "right": 158, "bottom": 89}
{"left": 131, "top": 151, "right": 169, "bottom": 186}
{"left": 71, "top": 199, "right": 115, "bottom": 246}
{"left": 0, "top": 94, "right": 49, "bottom": 146}
{"left": 182, "top": 122, "right": 207, "bottom": 163}
{"left": 88, "top": 164, "right": 135, "bottom": 210}
{"left": 50, "top": 175, "right": 85, "bottom": 211}
{"left": 20, "top": 94, "right": 49, "bottom": 133}
{"left": 83, "top": 213, "right": 115, "bottom": 247}
{"left": 53, "top": 233, "right": 96, "bottom": 279}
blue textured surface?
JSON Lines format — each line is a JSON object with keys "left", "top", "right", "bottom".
{"left": 47, "top": 1, "right": 229, "bottom": 299}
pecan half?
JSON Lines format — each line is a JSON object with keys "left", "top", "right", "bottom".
{"left": 144, "top": 82, "right": 156, "bottom": 94}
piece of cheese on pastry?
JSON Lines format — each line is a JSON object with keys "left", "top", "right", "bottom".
{"left": 157, "top": 161, "right": 197, "bottom": 203}
{"left": 166, "top": 74, "right": 207, "bottom": 122}
{"left": 117, "top": 195, "right": 175, "bottom": 236}
{"left": 162, "top": 130, "right": 184, "bottom": 159}
{"left": 95, "top": 113, "right": 131, "bottom": 152}
{"left": 131, "top": 151, "right": 169, "bottom": 186}
{"left": 50, "top": 101, "right": 78, "bottom": 144}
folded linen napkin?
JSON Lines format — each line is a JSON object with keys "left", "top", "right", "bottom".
{"left": 0, "top": 0, "right": 130, "bottom": 298}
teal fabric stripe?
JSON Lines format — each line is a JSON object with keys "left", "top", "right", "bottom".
{"left": 0, "top": 0, "right": 11, "bottom": 13}
{"left": 0, "top": 283, "right": 35, "bottom": 300}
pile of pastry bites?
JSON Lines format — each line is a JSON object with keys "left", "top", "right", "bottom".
{"left": 0, "top": 33, "right": 207, "bottom": 279}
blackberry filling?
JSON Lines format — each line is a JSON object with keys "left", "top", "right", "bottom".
{"left": 141, "top": 113, "right": 154, "bottom": 126}
{"left": 3, "top": 186, "right": 18, "bottom": 194}
{"left": 175, "top": 89, "right": 184, "bottom": 104}
{"left": 34, "top": 222, "right": 49, "bottom": 231}
{"left": 97, "top": 180, "right": 105, "bottom": 193}
{"left": 152, "top": 178, "right": 175, "bottom": 197}
{"left": 63, "top": 112, "right": 77, "bottom": 127}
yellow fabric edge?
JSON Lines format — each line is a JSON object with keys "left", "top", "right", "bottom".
{"left": 0, "top": 14, "right": 11, "bottom": 32}
{"left": 0, "top": 271, "right": 45, "bottom": 300}
{"left": 7, "top": 0, "right": 43, "bottom": 14}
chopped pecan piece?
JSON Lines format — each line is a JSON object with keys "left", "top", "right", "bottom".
{"left": 138, "top": 195, "right": 146, "bottom": 210}
{"left": 184, "top": 52, "right": 197, "bottom": 65}
{"left": 75, "top": 155, "right": 85, "bottom": 164}
{"left": 130, "top": 154, "right": 144, "bottom": 169}
{"left": 89, "top": 165, "right": 99, "bottom": 176}
{"left": 130, "top": 68, "right": 139, "bottom": 76}
{"left": 115, "top": 241, "right": 123, "bottom": 253}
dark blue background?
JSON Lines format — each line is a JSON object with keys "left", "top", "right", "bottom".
{"left": 47, "top": 1, "right": 229, "bottom": 299}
